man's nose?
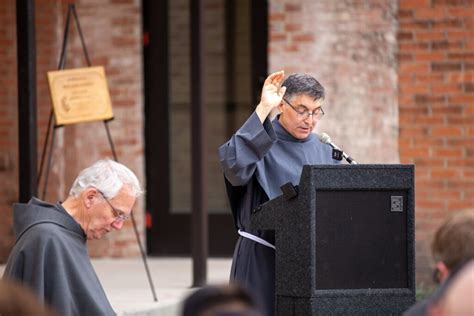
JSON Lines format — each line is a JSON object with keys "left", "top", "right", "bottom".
{"left": 303, "top": 114, "right": 314, "bottom": 125}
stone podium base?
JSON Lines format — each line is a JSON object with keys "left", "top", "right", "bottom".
{"left": 276, "top": 289, "right": 415, "bottom": 316}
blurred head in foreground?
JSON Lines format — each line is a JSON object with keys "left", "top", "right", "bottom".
{"left": 182, "top": 284, "right": 262, "bottom": 316}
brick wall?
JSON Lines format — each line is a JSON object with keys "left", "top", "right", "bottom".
{"left": 1, "top": 0, "right": 472, "bottom": 287}
{"left": 398, "top": 0, "right": 474, "bottom": 285}
{"left": 0, "top": 0, "right": 144, "bottom": 261}
{"left": 269, "top": 0, "right": 473, "bottom": 285}
{"left": 269, "top": 0, "right": 400, "bottom": 164}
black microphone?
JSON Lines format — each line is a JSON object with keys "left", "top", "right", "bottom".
{"left": 318, "top": 133, "right": 358, "bottom": 164}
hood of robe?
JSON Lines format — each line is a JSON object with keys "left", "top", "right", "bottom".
{"left": 12, "top": 197, "right": 85, "bottom": 242}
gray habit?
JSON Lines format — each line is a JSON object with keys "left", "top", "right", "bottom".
{"left": 3, "top": 198, "right": 116, "bottom": 316}
{"left": 219, "top": 112, "right": 338, "bottom": 315}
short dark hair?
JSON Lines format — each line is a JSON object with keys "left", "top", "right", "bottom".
{"left": 182, "top": 284, "right": 261, "bottom": 316}
{"left": 282, "top": 73, "right": 325, "bottom": 101}
{"left": 431, "top": 209, "right": 474, "bottom": 270}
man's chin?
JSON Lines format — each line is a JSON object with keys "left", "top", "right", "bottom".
{"left": 295, "top": 127, "right": 312, "bottom": 139}
{"left": 295, "top": 131, "right": 310, "bottom": 139}
{"left": 88, "top": 232, "right": 105, "bottom": 240}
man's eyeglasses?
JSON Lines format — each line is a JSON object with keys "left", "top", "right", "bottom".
{"left": 97, "top": 190, "right": 130, "bottom": 222}
{"left": 283, "top": 98, "right": 325, "bottom": 120}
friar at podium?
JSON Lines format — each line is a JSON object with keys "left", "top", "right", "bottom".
{"left": 218, "top": 70, "right": 340, "bottom": 315}
{"left": 3, "top": 159, "right": 143, "bottom": 316}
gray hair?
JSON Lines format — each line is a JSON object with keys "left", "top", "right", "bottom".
{"left": 282, "top": 73, "right": 325, "bottom": 101}
{"left": 69, "top": 159, "right": 143, "bottom": 199}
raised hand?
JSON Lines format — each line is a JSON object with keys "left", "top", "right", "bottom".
{"left": 256, "top": 70, "right": 287, "bottom": 123}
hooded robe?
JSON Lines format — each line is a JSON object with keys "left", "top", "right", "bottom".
{"left": 3, "top": 197, "right": 116, "bottom": 316}
{"left": 219, "top": 112, "right": 339, "bottom": 315}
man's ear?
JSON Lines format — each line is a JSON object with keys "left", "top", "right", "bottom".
{"left": 83, "top": 188, "right": 99, "bottom": 209}
{"left": 436, "top": 261, "right": 451, "bottom": 283}
{"left": 277, "top": 101, "right": 285, "bottom": 113}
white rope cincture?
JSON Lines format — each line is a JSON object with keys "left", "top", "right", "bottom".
{"left": 238, "top": 229, "right": 276, "bottom": 250}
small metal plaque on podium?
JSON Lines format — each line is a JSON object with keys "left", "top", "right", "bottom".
{"left": 47, "top": 66, "right": 113, "bottom": 125}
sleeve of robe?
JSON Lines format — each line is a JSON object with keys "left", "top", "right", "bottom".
{"left": 218, "top": 112, "right": 277, "bottom": 186}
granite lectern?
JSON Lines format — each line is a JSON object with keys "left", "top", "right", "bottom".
{"left": 251, "top": 165, "right": 415, "bottom": 315}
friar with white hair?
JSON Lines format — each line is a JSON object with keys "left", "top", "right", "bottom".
{"left": 3, "top": 159, "right": 143, "bottom": 316}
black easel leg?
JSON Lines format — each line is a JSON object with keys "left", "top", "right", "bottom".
{"left": 104, "top": 120, "right": 118, "bottom": 161}
{"left": 58, "top": 5, "right": 72, "bottom": 69}
{"left": 41, "top": 125, "right": 57, "bottom": 200}
{"left": 104, "top": 120, "right": 158, "bottom": 302}
{"left": 37, "top": 109, "right": 54, "bottom": 188}
{"left": 71, "top": 4, "right": 91, "bottom": 67}
{"left": 131, "top": 212, "right": 158, "bottom": 302}
{"left": 38, "top": 4, "right": 72, "bottom": 195}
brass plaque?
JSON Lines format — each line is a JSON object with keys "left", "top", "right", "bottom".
{"left": 47, "top": 66, "right": 113, "bottom": 125}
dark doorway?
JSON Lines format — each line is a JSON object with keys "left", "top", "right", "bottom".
{"left": 143, "top": 0, "right": 268, "bottom": 256}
